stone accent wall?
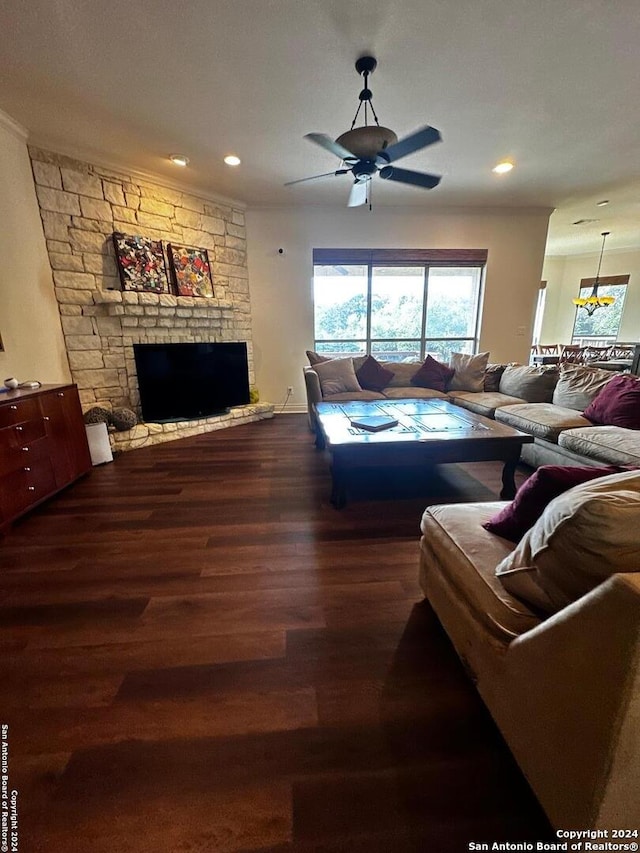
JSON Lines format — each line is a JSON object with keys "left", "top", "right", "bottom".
{"left": 28, "top": 147, "right": 272, "bottom": 446}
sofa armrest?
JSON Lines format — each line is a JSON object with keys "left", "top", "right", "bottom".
{"left": 484, "top": 573, "right": 640, "bottom": 829}
{"left": 303, "top": 367, "right": 322, "bottom": 430}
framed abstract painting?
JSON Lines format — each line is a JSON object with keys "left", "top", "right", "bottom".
{"left": 167, "top": 244, "right": 214, "bottom": 298}
{"left": 112, "top": 232, "right": 169, "bottom": 293}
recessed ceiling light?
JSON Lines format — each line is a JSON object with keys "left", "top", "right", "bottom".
{"left": 224, "top": 155, "right": 241, "bottom": 167}
{"left": 169, "top": 154, "right": 189, "bottom": 167}
{"left": 492, "top": 161, "right": 514, "bottom": 174}
{"left": 596, "top": 199, "right": 610, "bottom": 206}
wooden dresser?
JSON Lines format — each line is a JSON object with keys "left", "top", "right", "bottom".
{"left": 0, "top": 384, "right": 92, "bottom": 531}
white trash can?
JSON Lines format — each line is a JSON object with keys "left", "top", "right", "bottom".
{"left": 85, "top": 422, "right": 113, "bottom": 465}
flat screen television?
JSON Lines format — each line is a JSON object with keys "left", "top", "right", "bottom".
{"left": 133, "top": 342, "right": 250, "bottom": 422}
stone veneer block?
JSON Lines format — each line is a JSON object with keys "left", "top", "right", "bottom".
{"left": 61, "top": 169, "right": 104, "bottom": 199}
{"left": 80, "top": 197, "right": 113, "bottom": 221}
{"left": 32, "top": 161, "right": 62, "bottom": 189}
{"left": 103, "top": 182, "right": 126, "bottom": 206}
{"left": 93, "top": 289, "right": 123, "bottom": 304}
{"left": 138, "top": 292, "right": 160, "bottom": 306}
{"left": 159, "top": 293, "right": 178, "bottom": 307}
{"left": 36, "top": 187, "right": 81, "bottom": 216}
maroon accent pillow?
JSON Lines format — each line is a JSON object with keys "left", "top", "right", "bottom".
{"left": 483, "top": 464, "right": 621, "bottom": 543}
{"left": 583, "top": 374, "right": 640, "bottom": 429}
{"left": 410, "top": 355, "right": 455, "bottom": 392}
{"left": 355, "top": 355, "right": 394, "bottom": 392}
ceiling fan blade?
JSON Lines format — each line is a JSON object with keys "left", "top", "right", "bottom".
{"left": 305, "top": 133, "right": 357, "bottom": 161}
{"left": 348, "top": 179, "right": 369, "bottom": 208}
{"left": 379, "top": 166, "right": 441, "bottom": 189}
{"left": 376, "top": 125, "right": 441, "bottom": 164}
{"left": 284, "top": 169, "right": 349, "bottom": 187}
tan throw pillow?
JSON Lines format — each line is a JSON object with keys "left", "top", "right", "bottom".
{"left": 496, "top": 469, "right": 640, "bottom": 614}
{"left": 448, "top": 352, "right": 490, "bottom": 392}
{"left": 385, "top": 362, "right": 421, "bottom": 387}
{"left": 498, "top": 364, "right": 558, "bottom": 402}
{"left": 314, "top": 357, "right": 362, "bottom": 396}
{"left": 552, "top": 364, "right": 614, "bottom": 411}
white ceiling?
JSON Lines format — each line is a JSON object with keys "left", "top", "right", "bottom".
{"left": 1, "top": 0, "right": 639, "bottom": 256}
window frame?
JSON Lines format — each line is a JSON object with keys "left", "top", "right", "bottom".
{"left": 312, "top": 248, "right": 487, "bottom": 361}
{"left": 570, "top": 274, "right": 629, "bottom": 345}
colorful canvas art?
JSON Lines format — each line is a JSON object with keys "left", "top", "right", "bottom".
{"left": 112, "top": 232, "right": 168, "bottom": 293}
{"left": 167, "top": 244, "right": 214, "bottom": 298}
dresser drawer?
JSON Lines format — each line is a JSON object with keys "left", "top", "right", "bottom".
{"left": 0, "top": 397, "right": 41, "bottom": 429}
{"left": 0, "top": 456, "right": 57, "bottom": 519}
{"left": 0, "top": 437, "right": 51, "bottom": 478}
{"left": 0, "top": 417, "right": 47, "bottom": 452}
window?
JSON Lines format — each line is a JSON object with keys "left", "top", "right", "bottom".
{"left": 313, "top": 249, "right": 486, "bottom": 363}
{"left": 571, "top": 275, "right": 628, "bottom": 345}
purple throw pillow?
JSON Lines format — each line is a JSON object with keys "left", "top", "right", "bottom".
{"left": 583, "top": 374, "right": 640, "bottom": 429}
{"left": 483, "top": 464, "right": 621, "bottom": 542}
{"left": 411, "top": 355, "right": 455, "bottom": 392}
{"left": 355, "top": 355, "right": 394, "bottom": 392}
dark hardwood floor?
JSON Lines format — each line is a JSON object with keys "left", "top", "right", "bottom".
{"left": 0, "top": 414, "right": 553, "bottom": 852}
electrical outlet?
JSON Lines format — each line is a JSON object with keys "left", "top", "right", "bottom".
{"left": 286, "top": 385, "right": 293, "bottom": 395}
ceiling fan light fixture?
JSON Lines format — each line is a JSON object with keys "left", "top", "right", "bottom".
{"left": 285, "top": 56, "right": 442, "bottom": 207}
{"left": 224, "top": 154, "right": 241, "bottom": 166}
{"left": 492, "top": 161, "right": 513, "bottom": 174}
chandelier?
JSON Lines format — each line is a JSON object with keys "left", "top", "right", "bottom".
{"left": 573, "top": 231, "right": 615, "bottom": 316}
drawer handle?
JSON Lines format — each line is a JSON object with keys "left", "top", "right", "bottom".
{"left": 24, "top": 467, "right": 31, "bottom": 472}
{"left": 28, "top": 486, "right": 35, "bottom": 492}
{"left": 57, "top": 392, "right": 65, "bottom": 397}
{"left": 43, "top": 416, "right": 50, "bottom": 421}
{"left": 15, "top": 425, "right": 23, "bottom": 432}
{"left": 10, "top": 405, "right": 17, "bottom": 410}
{"left": 21, "top": 447, "right": 29, "bottom": 452}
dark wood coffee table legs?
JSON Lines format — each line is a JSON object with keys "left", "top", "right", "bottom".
{"left": 500, "top": 456, "right": 519, "bottom": 500}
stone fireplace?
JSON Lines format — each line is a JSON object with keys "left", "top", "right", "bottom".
{"left": 29, "top": 147, "right": 273, "bottom": 450}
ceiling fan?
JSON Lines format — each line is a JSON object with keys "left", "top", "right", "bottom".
{"left": 285, "top": 56, "right": 442, "bottom": 208}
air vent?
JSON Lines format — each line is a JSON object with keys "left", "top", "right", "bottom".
{"left": 572, "top": 219, "right": 599, "bottom": 226}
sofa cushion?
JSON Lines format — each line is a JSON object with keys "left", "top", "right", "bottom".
{"left": 495, "top": 403, "right": 592, "bottom": 443}
{"left": 499, "top": 364, "right": 559, "bottom": 402}
{"left": 385, "top": 362, "right": 421, "bottom": 387}
{"left": 496, "top": 469, "right": 640, "bottom": 614}
{"left": 448, "top": 391, "right": 526, "bottom": 418}
{"left": 484, "top": 364, "right": 507, "bottom": 393}
{"left": 558, "top": 426, "right": 640, "bottom": 466}
{"left": 448, "top": 351, "right": 490, "bottom": 392}
{"left": 355, "top": 355, "right": 394, "bottom": 392}
{"left": 382, "top": 386, "right": 447, "bottom": 400}
{"left": 552, "top": 364, "right": 614, "bottom": 411}
{"left": 583, "top": 374, "right": 640, "bottom": 429}
{"left": 323, "top": 390, "right": 385, "bottom": 402}
{"left": 421, "top": 502, "right": 541, "bottom": 639}
{"left": 483, "top": 464, "right": 620, "bottom": 543}
{"left": 314, "top": 357, "right": 362, "bottom": 396}
{"left": 411, "top": 355, "right": 455, "bottom": 392}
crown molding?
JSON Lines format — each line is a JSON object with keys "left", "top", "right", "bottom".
{"left": 0, "top": 108, "right": 28, "bottom": 142}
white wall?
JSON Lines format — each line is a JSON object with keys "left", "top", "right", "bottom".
{"left": 541, "top": 249, "right": 640, "bottom": 344}
{"left": 247, "top": 206, "right": 551, "bottom": 407}
{"left": 0, "top": 111, "right": 70, "bottom": 384}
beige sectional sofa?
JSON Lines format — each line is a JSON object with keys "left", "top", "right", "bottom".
{"left": 419, "top": 471, "right": 640, "bottom": 830}
{"left": 304, "top": 358, "right": 640, "bottom": 468}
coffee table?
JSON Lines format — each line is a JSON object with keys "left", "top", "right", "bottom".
{"left": 314, "top": 399, "right": 533, "bottom": 508}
